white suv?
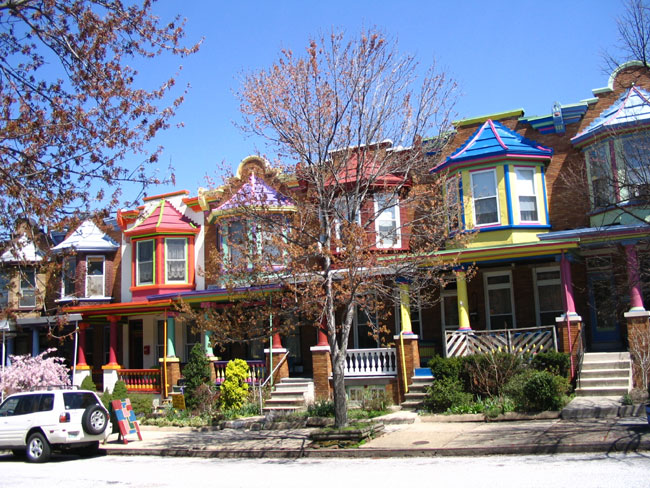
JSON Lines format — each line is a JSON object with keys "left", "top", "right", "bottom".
{"left": 0, "top": 388, "right": 111, "bottom": 462}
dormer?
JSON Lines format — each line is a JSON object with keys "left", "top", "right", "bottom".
{"left": 119, "top": 191, "right": 202, "bottom": 301}
{"left": 51, "top": 220, "right": 120, "bottom": 304}
{"left": 571, "top": 75, "right": 650, "bottom": 227}
{"left": 201, "top": 156, "right": 296, "bottom": 274}
{"left": 431, "top": 119, "right": 553, "bottom": 246}
{"left": 0, "top": 235, "right": 46, "bottom": 312}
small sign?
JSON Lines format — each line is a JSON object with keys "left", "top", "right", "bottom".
{"left": 171, "top": 393, "right": 186, "bottom": 410}
{"left": 111, "top": 398, "right": 143, "bottom": 445}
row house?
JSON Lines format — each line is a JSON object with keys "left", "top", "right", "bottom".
{"left": 3, "top": 62, "right": 648, "bottom": 404}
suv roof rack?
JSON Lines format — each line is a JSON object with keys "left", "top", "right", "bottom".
{"left": 28, "top": 385, "right": 78, "bottom": 392}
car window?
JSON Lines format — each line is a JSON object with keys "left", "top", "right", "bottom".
{"left": 63, "top": 392, "right": 99, "bottom": 410}
{"left": 14, "top": 395, "right": 38, "bottom": 416}
{"left": 0, "top": 397, "right": 19, "bottom": 416}
{"left": 38, "top": 394, "right": 54, "bottom": 412}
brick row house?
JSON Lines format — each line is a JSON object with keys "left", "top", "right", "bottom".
{"left": 2, "top": 62, "right": 649, "bottom": 403}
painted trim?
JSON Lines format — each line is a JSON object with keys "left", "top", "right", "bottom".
{"left": 164, "top": 237, "right": 189, "bottom": 284}
{"left": 541, "top": 165, "right": 550, "bottom": 225}
{"left": 454, "top": 109, "right": 524, "bottom": 127}
{"left": 135, "top": 239, "right": 155, "bottom": 286}
{"left": 470, "top": 167, "right": 500, "bottom": 228}
{"left": 143, "top": 190, "right": 190, "bottom": 202}
{"left": 504, "top": 164, "right": 514, "bottom": 225}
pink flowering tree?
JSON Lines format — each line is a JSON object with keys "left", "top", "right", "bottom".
{"left": 0, "top": 348, "right": 70, "bottom": 395}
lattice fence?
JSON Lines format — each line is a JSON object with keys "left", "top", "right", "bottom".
{"left": 444, "top": 326, "right": 557, "bottom": 357}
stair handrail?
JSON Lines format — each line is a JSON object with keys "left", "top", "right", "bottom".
{"left": 258, "top": 351, "right": 290, "bottom": 413}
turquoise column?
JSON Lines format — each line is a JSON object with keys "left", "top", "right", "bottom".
{"left": 166, "top": 316, "right": 176, "bottom": 357}
{"left": 204, "top": 330, "right": 213, "bottom": 356}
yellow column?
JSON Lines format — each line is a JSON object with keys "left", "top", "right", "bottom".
{"left": 399, "top": 283, "right": 413, "bottom": 334}
{"left": 456, "top": 271, "right": 472, "bottom": 331}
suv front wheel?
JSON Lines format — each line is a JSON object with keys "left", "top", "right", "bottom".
{"left": 26, "top": 432, "right": 51, "bottom": 463}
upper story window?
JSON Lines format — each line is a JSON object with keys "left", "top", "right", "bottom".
{"left": 0, "top": 272, "right": 9, "bottom": 308}
{"left": 136, "top": 240, "right": 154, "bottom": 286}
{"left": 586, "top": 143, "right": 613, "bottom": 208}
{"left": 619, "top": 135, "right": 650, "bottom": 199}
{"left": 19, "top": 268, "right": 36, "bottom": 308}
{"left": 471, "top": 169, "right": 499, "bottom": 226}
{"left": 223, "top": 220, "right": 246, "bottom": 267}
{"left": 374, "top": 193, "right": 401, "bottom": 249}
{"left": 86, "top": 256, "right": 105, "bottom": 297}
{"left": 515, "top": 167, "right": 538, "bottom": 222}
{"left": 61, "top": 257, "right": 76, "bottom": 298}
{"left": 165, "top": 238, "right": 187, "bottom": 283}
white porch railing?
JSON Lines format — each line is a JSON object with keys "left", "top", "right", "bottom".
{"left": 444, "top": 326, "right": 557, "bottom": 358}
{"left": 344, "top": 348, "right": 397, "bottom": 376}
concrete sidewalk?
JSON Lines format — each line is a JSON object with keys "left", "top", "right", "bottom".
{"left": 102, "top": 411, "right": 650, "bottom": 459}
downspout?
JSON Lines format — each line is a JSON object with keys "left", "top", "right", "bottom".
{"left": 163, "top": 309, "right": 168, "bottom": 398}
{"left": 268, "top": 295, "right": 273, "bottom": 387}
{"left": 400, "top": 331, "right": 408, "bottom": 394}
{"left": 72, "top": 321, "right": 78, "bottom": 388}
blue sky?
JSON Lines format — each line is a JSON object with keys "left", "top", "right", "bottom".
{"left": 134, "top": 0, "right": 625, "bottom": 200}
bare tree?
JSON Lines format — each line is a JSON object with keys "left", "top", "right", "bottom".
{"left": 184, "top": 30, "right": 464, "bottom": 427}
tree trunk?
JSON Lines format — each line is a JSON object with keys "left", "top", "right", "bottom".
{"left": 331, "top": 350, "right": 348, "bottom": 427}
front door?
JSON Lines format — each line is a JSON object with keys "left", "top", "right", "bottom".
{"left": 587, "top": 273, "right": 622, "bottom": 350}
{"left": 129, "top": 320, "right": 143, "bottom": 369}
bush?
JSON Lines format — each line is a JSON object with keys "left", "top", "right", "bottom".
{"left": 531, "top": 351, "right": 570, "bottom": 378}
{"left": 505, "top": 370, "right": 569, "bottom": 412}
{"left": 428, "top": 354, "right": 467, "bottom": 381}
{"left": 423, "top": 377, "right": 473, "bottom": 413}
{"left": 127, "top": 393, "right": 154, "bottom": 416}
{"left": 100, "top": 389, "right": 113, "bottom": 410}
{"left": 219, "top": 359, "right": 250, "bottom": 410}
{"left": 192, "top": 383, "right": 218, "bottom": 416}
{"left": 112, "top": 380, "right": 128, "bottom": 400}
{"left": 464, "top": 352, "right": 523, "bottom": 397}
{"left": 307, "top": 399, "right": 336, "bottom": 417}
{"left": 79, "top": 375, "right": 96, "bottom": 392}
{"left": 182, "top": 343, "right": 212, "bottom": 411}
{"left": 360, "top": 388, "right": 391, "bottom": 413}
{"left": 0, "top": 349, "right": 70, "bottom": 394}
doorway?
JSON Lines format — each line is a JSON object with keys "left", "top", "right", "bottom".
{"left": 587, "top": 273, "right": 622, "bottom": 350}
{"left": 129, "top": 320, "right": 143, "bottom": 369}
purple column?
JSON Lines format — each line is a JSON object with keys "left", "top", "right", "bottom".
{"left": 560, "top": 253, "right": 576, "bottom": 315}
{"left": 625, "top": 244, "right": 645, "bottom": 311}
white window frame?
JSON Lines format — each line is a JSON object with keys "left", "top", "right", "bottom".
{"left": 165, "top": 237, "right": 187, "bottom": 284}
{"left": 483, "top": 270, "right": 516, "bottom": 330}
{"left": 471, "top": 168, "right": 500, "bottom": 227}
{"left": 374, "top": 193, "right": 401, "bottom": 249}
{"left": 532, "top": 265, "right": 562, "bottom": 326}
{"left": 136, "top": 239, "right": 155, "bottom": 286}
{"left": 85, "top": 255, "right": 105, "bottom": 298}
{"left": 514, "top": 166, "right": 539, "bottom": 223}
{"left": 61, "top": 256, "right": 76, "bottom": 298}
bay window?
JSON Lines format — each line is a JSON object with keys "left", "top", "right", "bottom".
{"left": 86, "top": 256, "right": 105, "bottom": 297}
{"left": 586, "top": 143, "right": 613, "bottom": 208}
{"left": 136, "top": 240, "right": 154, "bottom": 285}
{"left": 471, "top": 169, "right": 499, "bottom": 226}
{"left": 515, "top": 167, "right": 538, "bottom": 222}
{"left": 374, "top": 193, "right": 401, "bottom": 248}
{"left": 19, "top": 269, "right": 36, "bottom": 308}
{"left": 165, "top": 238, "right": 187, "bottom": 283}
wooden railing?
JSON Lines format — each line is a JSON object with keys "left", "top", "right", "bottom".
{"left": 444, "top": 326, "right": 557, "bottom": 358}
{"left": 344, "top": 348, "right": 397, "bottom": 377}
{"left": 117, "top": 369, "right": 162, "bottom": 393}
{"left": 213, "top": 360, "right": 267, "bottom": 385}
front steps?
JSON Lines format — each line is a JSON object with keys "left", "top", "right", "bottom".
{"left": 575, "top": 352, "right": 632, "bottom": 397}
{"left": 262, "top": 377, "right": 315, "bottom": 414}
{"left": 400, "top": 373, "right": 433, "bottom": 411}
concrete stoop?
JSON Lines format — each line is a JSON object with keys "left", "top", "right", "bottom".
{"left": 400, "top": 375, "right": 433, "bottom": 411}
{"left": 263, "top": 377, "right": 315, "bottom": 414}
{"left": 575, "top": 352, "right": 632, "bottom": 397}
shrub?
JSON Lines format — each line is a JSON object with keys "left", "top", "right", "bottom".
{"left": 219, "top": 359, "right": 250, "bottom": 410}
{"left": 464, "top": 352, "right": 523, "bottom": 397}
{"left": 192, "top": 383, "right": 218, "bottom": 416}
{"left": 423, "top": 377, "right": 473, "bottom": 413}
{"left": 100, "top": 389, "right": 113, "bottom": 410}
{"left": 531, "top": 351, "right": 570, "bottom": 378}
{"left": 307, "top": 399, "right": 336, "bottom": 417}
{"left": 428, "top": 354, "right": 467, "bottom": 381}
{"left": 0, "top": 349, "right": 70, "bottom": 395}
{"left": 112, "top": 380, "right": 128, "bottom": 400}
{"left": 127, "top": 393, "right": 154, "bottom": 416}
{"left": 182, "top": 343, "right": 212, "bottom": 411}
{"left": 505, "top": 370, "right": 569, "bottom": 412}
{"left": 79, "top": 375, "right": 96, "bottom": 392}
{"left": 360, "top": 388, "right": 391, "bottom": 413}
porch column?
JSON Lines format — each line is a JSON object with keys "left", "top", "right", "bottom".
{"left": 398, "top": 282, "right": 413, "bottom": 334}
{"left": 625, "top": 244, "right": 645, "bottom": 312}
{"left": 31, "top": 327, "right": 39, "bottom": 357}
{"left": 265, "top": 333, "right": 289, "bottom": 386}
{"left": 560, "top": 252, "right": 577, "bottom": 315}
{"left": 102, "top": 315, "right": 121, "bottom": 393}
{"left": 73, "top": 323, "right": 92, "bottom": 387}
{"left": 311, "top": 320, "right": 332, "bottom": 400}
{"left": 166, "top": 315, "right": 177, "bottom": 358}
{"left": 6, "top": 336, "right": 13, "bottom": 366}
{"left": 456, "top": 270, "right": 471, "bottom": 331}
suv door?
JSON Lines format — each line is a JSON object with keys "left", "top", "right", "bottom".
{"left": 0, "top": 397, "right": 21, "bottom": 445}
{"left": 1, "top": 395, "right": 38, "bottom": 445}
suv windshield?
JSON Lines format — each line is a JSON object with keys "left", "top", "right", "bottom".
{"left": 63, "top": 392, "right": 99, "bottom": 410}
